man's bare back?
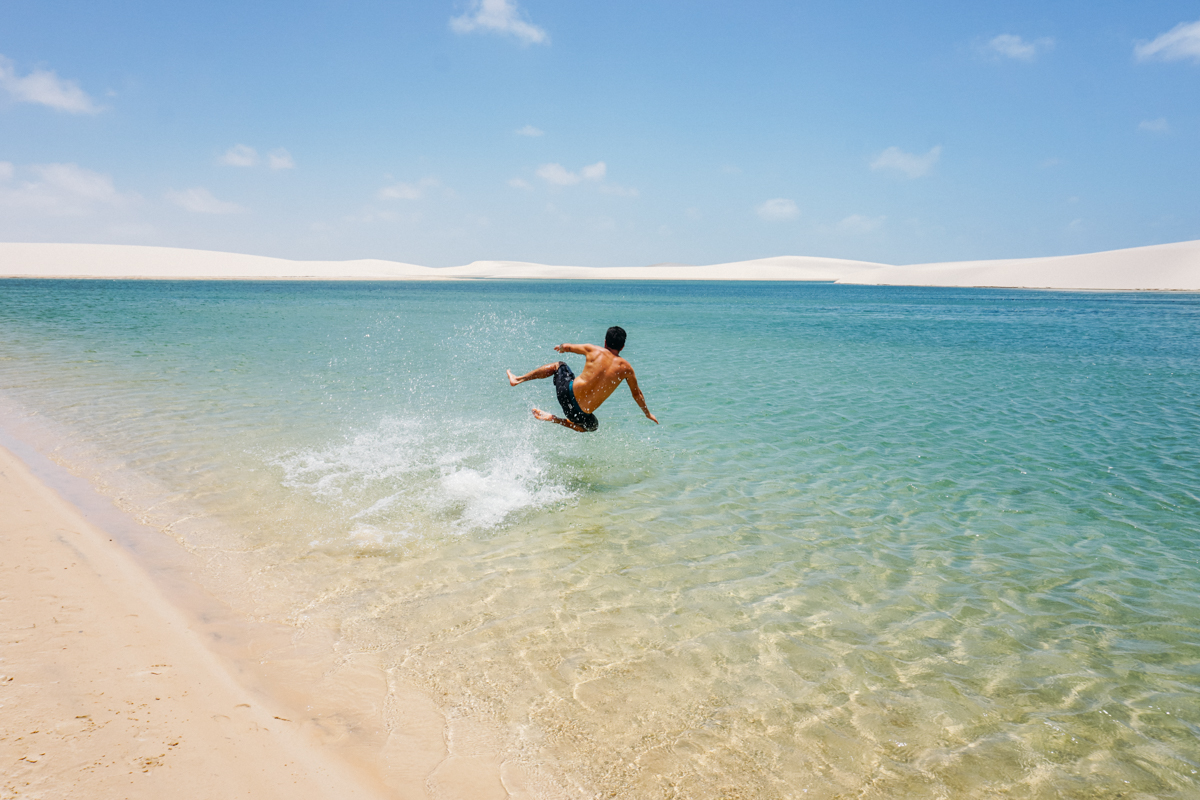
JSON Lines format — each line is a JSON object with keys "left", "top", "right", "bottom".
{"left": 506, "top": 326, "right": 658, "bottom": 433}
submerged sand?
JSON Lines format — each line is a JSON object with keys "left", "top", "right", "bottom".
{"left": 1, "top": 239, "right": 1198, "bottom": 290}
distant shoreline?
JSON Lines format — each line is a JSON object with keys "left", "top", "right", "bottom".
{"left": 2, "top": 239, "right": 1199, "bottom": 291}
{"left": 2, "top": 276, "right": 1198, "bottom": 294}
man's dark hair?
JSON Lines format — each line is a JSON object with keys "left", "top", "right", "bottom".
{"left": 605, "top": 326, "right": 627, "bottom": 351}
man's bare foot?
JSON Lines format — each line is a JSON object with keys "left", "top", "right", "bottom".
{"left": 531, "top": 408, "right": 555, "bottom": 422}
{"left": 507, "top": 369, "right": 521, "bottom": 386}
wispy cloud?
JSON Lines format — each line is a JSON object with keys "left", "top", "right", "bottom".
{"left": 1139, "top": 117, "right": 1170, "bottom": 133}
{"left": 1135, "top": 19, "right": 1200, "bottom": 63}
{"left": 536, "top": 163, "right": 580, "bottom": 186}
{"left": 0, "top": 55, "right": 101, "bottom": 114}
{"left": 982, "top": 34, "right": 1054, "bottom": 61}
{"left": 536, "top": 161, "right": 606, "bottom": 186}
{"left": 508, "top": 177, "right": 533, "bottom": 190}
{"left": 755, "top": 198, "right": 799, "bottom": 221}
{"left": 837, "top": 214, "right": 885, "bottom": 234}
{"left": 516, "top": 125, "right": 544, "bottom": 137}
{"left": 221, "top": 145, "right": 295, "bottom": 170}
{"left": 450, "top": 0, "right": 548, "bottom": 45}
{"left": 219, "top": 145, "right": 259, "bottom": 167}
{"left": 0, "top": 162, "right": 134, "bottom": 215}
{"left": 267, "top": 148, "right": 295, "bottom": 169}
{"left": 165, "top": 187, "right": 245, "bottom": 214}
{"left": 377, "top": 177, "right": 440, "bottom": 200}
{"left": 35, "top": 163, "right": 119, "bottom": 203}
{"left": 871, "top": 145, "right": 941, "bottom": 179}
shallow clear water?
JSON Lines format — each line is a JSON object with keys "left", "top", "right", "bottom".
{"left": 2, "top": 279, "right": 1199, "bottom": 798}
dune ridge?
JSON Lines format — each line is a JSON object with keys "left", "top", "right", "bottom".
{"left": 2, "top": 240, "right": 1198, "bottom": 290}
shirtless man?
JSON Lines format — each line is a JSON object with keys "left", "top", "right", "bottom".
{"left": 506, "top": 326, "right": 658, "bottom": 433}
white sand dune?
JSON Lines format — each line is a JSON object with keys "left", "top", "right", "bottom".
{"left": 852, "top": 239, "right": 1200, "bottom": 291}
{"left": 0, "top": 242, "right": 441, "bottom": 280}
{"left": 2, "top": 239, "right": 1199, "bottom": 290}
{"left": 437, "top": 255, "right": 887, "bottom": 282}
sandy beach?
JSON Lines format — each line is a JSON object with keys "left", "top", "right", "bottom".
{"left": 1, "top": 239, "right": 1199, "bottom": 289}
{"left": 0, "top": 442, "right": 403, "bottom": 799}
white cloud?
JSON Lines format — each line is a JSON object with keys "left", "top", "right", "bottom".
{"left": 219, "top": 145, "right": 293, "bottom": 169}
{"left": 755, "top": 198, "right": 799, "bottom": 221}
{"left": 220, "top": 144, "right": 259, "bottom": 167}
{"left": 377, "top": 177, "right": 440, "bottom": 200}
{"left": 165, "top": 187, "right": 245, "bottom": 214}
{"left": 536, "top": 161, "right": 606, "bottom": 186}
{"left": 508, "top": 177, "right": 533, "bottom": 189}
{"left": 1135, "top": 19, "right": 1200, "bottom": 63}
{"left": 268, "top": 148, "right": 295, "bottom": 169}
{"left": 36, "top": 163, "right": 119, "bottom": 202}
{"left": 982, "top": 34, "right": 1054, "bottom": 61}
{"left": 1139, "top": 117, "right": 1170, "bottom": 133}
{"left": 837, "top": 214, "right": 885, "bottom": 233}
{"left": 871, "top": 145, "right": 941, "bottom": 178}
{"left": 516, "top": 125, "right": 544, "bottom": 137}
{"left": 0, "top": 55, "right": 101, "bottom": 114}
{"left": 378, "top": 184, "right": 422, "bottom": 200}
{"left": 0, "top": 162, "right": 133, "bottom": 215}
{"left": 450, "top": 0, "right": 548, "bottom": 45}
{"left": 536, "top": 163, "right": 580, "bottom": 186}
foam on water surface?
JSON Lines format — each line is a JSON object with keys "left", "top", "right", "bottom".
{"left": 271, "top": 414, "right": 576, "bottom": 539}
{"left": 2, "top": 278, "right": 1199, "bottom": 798}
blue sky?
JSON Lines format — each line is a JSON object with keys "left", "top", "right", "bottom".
{"left": 1, "top": 1, "right": 1198, "bottom": 267}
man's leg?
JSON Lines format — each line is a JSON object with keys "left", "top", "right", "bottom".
{"left": 512, "top": 362, "right": 590, "bottom": 432}
{"left": 507, "top": 362, "right": 561, "bottom": 386}
{"left": 531, "top": 408, "right": 588, "bottom": 432}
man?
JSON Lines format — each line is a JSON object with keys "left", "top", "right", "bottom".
{"left": 506, "top": 326, "right": 658, "bottom": 433}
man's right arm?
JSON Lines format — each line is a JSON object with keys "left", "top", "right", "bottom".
{"left": 554, "top": 343, "right": 592, "bottom": 356}
{"left": 626, "top": 372, "right": 658, "bottom": 424}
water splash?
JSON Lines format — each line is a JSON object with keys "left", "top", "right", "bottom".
{"left": 271, "top": 414, "right": 575, "bottom": 541}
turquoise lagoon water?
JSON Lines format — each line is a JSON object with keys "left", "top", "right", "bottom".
{"left": 1, "top": 279, "right": 1199, "bottom": 798}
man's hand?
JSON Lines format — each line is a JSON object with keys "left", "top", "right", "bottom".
{"left": 645, "top": 411, "right": 659, "bottom": 424}
{"left": 554, "top": 344, "right": 566, "bottom": 354}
